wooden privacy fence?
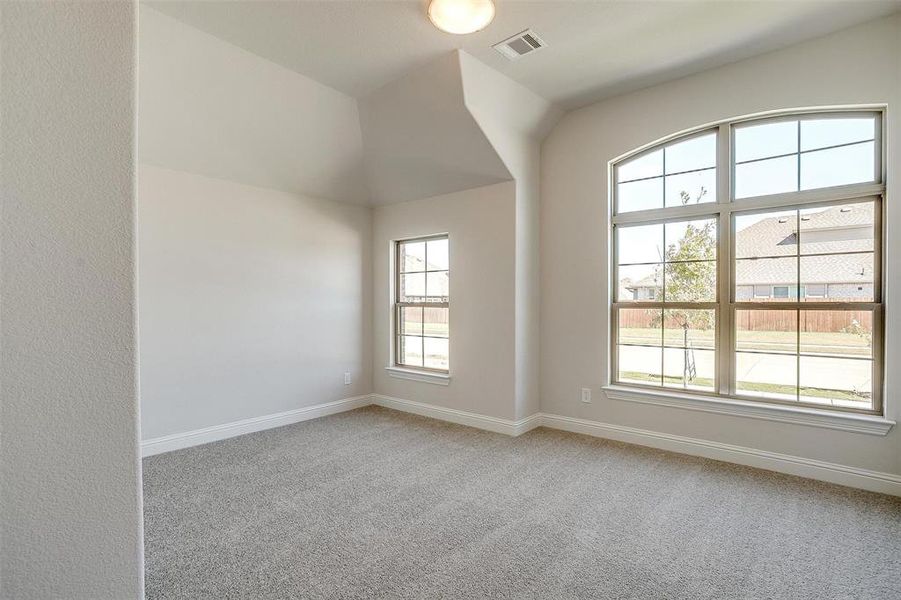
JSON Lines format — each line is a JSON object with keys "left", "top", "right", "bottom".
{"left": 620, "top": 308, "right": 872, "bottom": 333}
{"left": 737, "top": 309, "right": 872, "bottom": 333}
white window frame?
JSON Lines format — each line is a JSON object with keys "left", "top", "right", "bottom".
{"left": 392, "top": 234, "right": 450, "bottom": 378}
{"left": 609, "top": 107, "right": 885, "bottom": 417}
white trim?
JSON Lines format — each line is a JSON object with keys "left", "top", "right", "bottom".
{"left": 602, "top": 385, "right": 894, "bottom": 435}
{"left": 140, "top": 391, "right": 900, "bottom": 496}
{"left": 540, "top": 413, "right": 901, "bottom": 497}
{"left": 141, "top": 395, "right": 371, "bottom": 457}
{"left": 370, "top": 396, "right": 899, "bottom": 495}
{"left": 370, "top": 394, "right": 539, "bottom": 436}
{"left": 385, "top": 366, "right": 450, "bottom": 386}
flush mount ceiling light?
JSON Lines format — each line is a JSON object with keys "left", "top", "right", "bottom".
{"left": 428, "top": 0, "right": 495, "bottom": 35}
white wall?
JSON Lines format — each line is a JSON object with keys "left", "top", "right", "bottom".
{"left": 459, "top": 52, "right": 562, "bottom": 420}
{"left": 138, "top": 5, "right": 374, "bottom": 442}
{"left": 139, "top": 6, "right": 368, "bottom": 204}
{"left": 138, "top": 166, "right": 371, "bottom": 440}
{"left": 0, "top": 2, "right": 144, "bottom": 597}
{"left": 372, "top": 182, "right": 517, "bottom": 420}
{"left": 541, "top": 15, "right": 901, "bottom": 475}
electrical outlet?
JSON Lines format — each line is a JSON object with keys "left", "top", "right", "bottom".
{"left": 344, "top": 372, "right": 351, "bottom": 385}
{"left": 581, "top": 387, "right": 591, "bottom": 403}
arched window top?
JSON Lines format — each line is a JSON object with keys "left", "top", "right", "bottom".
{"left": 613, "top": 110, "right": 881, "bottom": 215}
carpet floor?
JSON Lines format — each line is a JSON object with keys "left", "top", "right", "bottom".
{"left": 143, "top": 406, "right": 901, "bottom": 599}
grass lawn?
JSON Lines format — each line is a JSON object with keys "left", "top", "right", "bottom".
{"left": 619, "top": 371, "right": 869, "bottom": 402}
{"left": 619, "top": 327, "right": 871, "bottom": 357}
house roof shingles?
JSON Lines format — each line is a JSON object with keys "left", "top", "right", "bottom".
{"left": 627, "top": 203, "right": 874, "bottom": 289}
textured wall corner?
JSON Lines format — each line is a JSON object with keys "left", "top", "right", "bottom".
{"left": 1, "top": 2, "right": 144, "bottom": 597}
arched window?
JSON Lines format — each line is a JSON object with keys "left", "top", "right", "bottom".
{"left": 611, "top": 109, "right": 883, "bottom": 415}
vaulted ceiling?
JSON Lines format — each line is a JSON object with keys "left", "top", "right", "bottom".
{"left": 140, "top": 1, "right": 899, "bottom": 205}
{"left": 147, "top": 0, "right": 900, "bottom": 110}
{"left": 139, "top": 6, "right": 557, "bottom": 205}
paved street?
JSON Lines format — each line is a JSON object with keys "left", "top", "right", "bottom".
{"left": 618, "top": 345, "right": 871, "bottom": 396}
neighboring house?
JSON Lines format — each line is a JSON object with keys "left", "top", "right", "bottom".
{"left": 621, "top": 276, "right": 660, "bottom": 301}
{"left": 625, "top": 203, "right": 874, "bottom": 301}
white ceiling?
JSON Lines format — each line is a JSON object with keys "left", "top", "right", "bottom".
{"left": 147, "top": 0, "right": 900, "bottom": 110}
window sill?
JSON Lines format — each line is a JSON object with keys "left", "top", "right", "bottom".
{"left": 386, "top": 366, "right": 450, "bottom": 386}
{"left": 602, "top": 385, "right": 894, "bottom": 436}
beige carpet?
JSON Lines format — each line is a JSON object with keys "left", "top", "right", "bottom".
{"left": 143, "top": 406, "right": 901, "bottom": 599}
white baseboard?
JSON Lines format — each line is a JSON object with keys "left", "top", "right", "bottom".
{"left": 140, "top": 392, "right": 901, "bottom": 496}
{"left": 141, "top": 394, "right": 371, "bottom": 457}
{"left": 370, "top": 394, "right": 540, "bottom": 436}
{"left": 539, "top": 413, "right": 901, "bottom": 497}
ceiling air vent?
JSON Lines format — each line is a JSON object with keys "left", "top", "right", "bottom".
{"left": 493, "top": 29, "right": 546, "bottom": 61}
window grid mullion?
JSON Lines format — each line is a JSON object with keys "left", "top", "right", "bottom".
{"left": 717, "top": 122, "right": 732, "bottom": 396}
{"left": 796, "top": 120, "right": 801, "bottom": 193}
{"left": 795, "top": 207, "right": 801, "bottom": 402}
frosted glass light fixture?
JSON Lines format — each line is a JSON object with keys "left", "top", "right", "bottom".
{"left": 428, "top": 0, "right": 495, "bottom": 35}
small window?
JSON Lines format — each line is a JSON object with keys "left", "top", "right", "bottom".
{"left": 805, "top": 284, "right": 827, "bottom": 298}
{"left": 753, "top": 285, "right": 771, "bottom": 299}
{"left": 395, "top": 236, "right": 449, "bottom": 372}
{"left": 773, "top": 286, "right": 790, "bottom": 299}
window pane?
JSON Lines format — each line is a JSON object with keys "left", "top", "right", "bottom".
{"left": 665, "top": 132, "right": 716, "bottom": 174}
{"left": 735, "top": 309, "right": 796, "bottom": 354}
{"left": 423, "top": 307, "right": 449, "bottom": 338}
{"left": 401, "top": 272, "right": 425, "bottom": 301}
{"left": 800, "top": 254, "right": 872, "bottom": 302}
{"left": 734, "top": 155, "right": 798, "bottom": 199}
{"left": 800, "top": 310, "right": 872, "bottom": 359}
{"left": 734, "top": 120, "right": 798, "bottom": 163}
{"left": 618, "top": 308, "right": 662, "bottom": 346}
{"left": 399, "top": 306, "right": 423, "bottom": 336}
{"left": 425, "top": 271, "right": 449, "bottom": 300}
{"left": 617, "top": 148, "right": 662, "bottom": 182}
{"left": 663, "top": 309, "right": 715, "bottom": 349}
{"left": 663, "top": 347, "right": 714, "bottom": 392}
{"left": 665, "top": 218, "right": 716, "bottom": 262}
{"left": 736, "top": 352, "right": 797, "bottom": 401}
{"left": 617, "top": 223, "right": 663, "bottom": 265}
{"left": 664, "top": 261, "right": 715, "bottom": 302}
{"left": 617, "top": 264, "right": 661, "bottom": 302}
{"left": 617, "top": 345, "right": 662, "bottom": 386}
{"left": 665, "top": 168, "right": 716, "bottom": 207}
{"left": 799, "top": 356, "right": 871, "bottom": 408}
{"left": 735, "top": 210, "right": 797, "bottom": 259}
{"left": 800, "top": 117, "right": 874, "bottom": 152}
{"left": 401, "top": 241, "right": 426, "bottom": 272}
{"left": 426, "top": 238, "right": 449, "bottom": 271}
{"left": 799, "top": 202, "right": 874, "bottom": 255}
{"left": 735, "top": 257, "right": 796, "bottom": 302}
{"left": 424, "top": 337, "right": 449, "bottom": 371}
{"left": 400, "top": 335, "right": 423, "bottom": 367}
{"left": 800, "top": 141, "right": 875, "bottom": 190}
{"left": 617, "top": 177, "right": 662, "bottom": 213}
